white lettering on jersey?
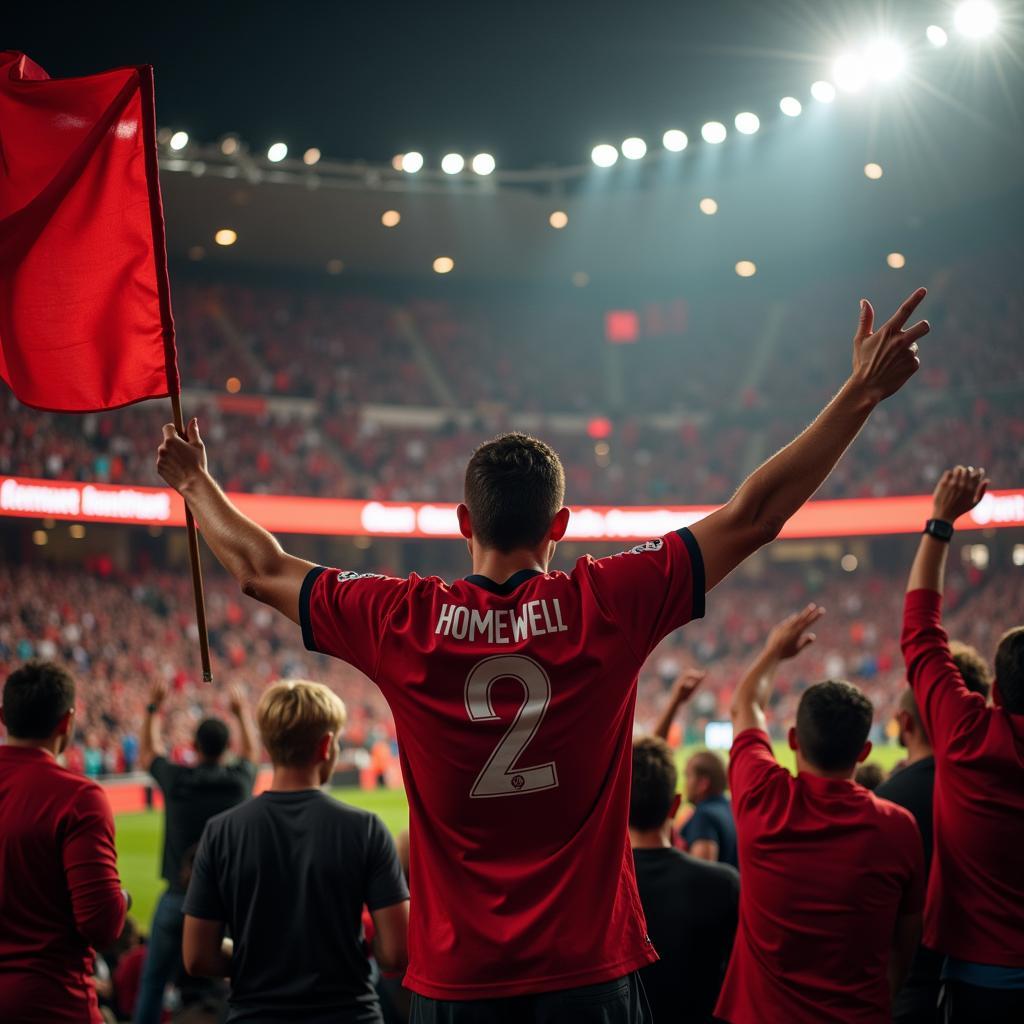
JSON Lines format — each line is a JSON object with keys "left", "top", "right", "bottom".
{"left": 434, "top": 599, "right": 569, "bottom": 642}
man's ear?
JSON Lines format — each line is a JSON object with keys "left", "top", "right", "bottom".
{"left": 0, "top": 707, "right": 6, "bottom": 728}
{"left": 549, "top": 507, "right": 570, "bottom": 542}
{"left": 896, "top": 710, "right": 912, "bottom": 736}
{"left": 457, "top": 503, "right": 473, "bottom": 541}
{"left": 55, "top": 709, "right": 73, "bottom": 737}
{"left": 668, "top": 793, "right": 683, "bottom": 822}
{"left": 316, "top": 732, "right": 333, "bottom": 763}
{"left": 787, "top": 726, "right": 799, "bottom": 752}
{"left": 856, "top": 740, "right": 873, "bottom": 764}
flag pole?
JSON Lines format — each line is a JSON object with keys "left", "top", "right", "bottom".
{"left": 169, "top": 392, "right": 213, "bottom": 682}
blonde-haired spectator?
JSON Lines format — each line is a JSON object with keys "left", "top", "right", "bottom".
{"left": 182, "top": 679, "right": 409, "bottom": 1023}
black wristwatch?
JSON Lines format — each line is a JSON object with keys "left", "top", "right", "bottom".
{"left": 924, "top": 519, "right": 954, "bottom": 543}
{"left": 146, "top": 702, "right": 159, "bottom": 714}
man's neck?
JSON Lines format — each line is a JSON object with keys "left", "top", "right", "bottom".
{"left": 471, "top": 550, "right": 547, "bottom": 582}
{"left": 902, "top": 741, "right": 934, "bottom": 766}
{"left": 629, "top": 827, "right": 672, "bottom": 850}
{"left": 269, "top": 765, "right": 323, "bottom": 792}
{"left": 5, "top": 736, "right": 59, "bottom": 757}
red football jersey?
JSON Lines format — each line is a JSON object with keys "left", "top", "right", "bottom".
{"left": 301, "top": 528, "right": 704, "bottom": 999}
{"left": 715, "top": 729, "right": 925, "bottom": 1024}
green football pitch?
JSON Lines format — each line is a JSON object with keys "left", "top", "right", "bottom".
{"left": 115, "top": 743, "right": 907, "bottom": 928}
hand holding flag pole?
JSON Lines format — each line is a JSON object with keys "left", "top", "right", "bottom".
{"left": 0, "top": 51, "right": 213, "bottom": 680}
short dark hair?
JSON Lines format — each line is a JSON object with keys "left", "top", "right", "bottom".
{"left": 2, "top": 660, "right": 76, "bottom": 739}
{"left": 994, "top": 626, "right": 1024, "bottom": 714}
{"left": 795, "top": 680, "right": 873, "bottom": 773}
{"left": 854, "top": 763, "right": 885, "bottom": 791}
{"left": 630, "top": 736, "right": 677, "bottom": 830}
{"left": 464, "top": 433, "right": 565, "bottom": 553}
{"left": 688, "top": 750, "right": 727, "bottom": 797}
{"left": 195, "top": 718, "right": 230, "bottom": 760}
{"left": 949, "top": 641, "right": 993, "bottom": 700}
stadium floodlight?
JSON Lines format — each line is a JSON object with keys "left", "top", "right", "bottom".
{"left": 864, "top": 40, "right": 907, "bottom": 82}
{"left": 779, "top": 96, "right": 803, "bottom": 117}
{"left": 662, "top": 129, "right": 688, "bottom": 152}
{"left": 220, "top": 134, "right": 240, "bottom": 156}
{"left": 887, "top": 252, "right": 906, "bottom": 269}
{"left": 701, "top": 121, "right": 727, "bottom": 144}
{"left": 441, "top": 153, "right": 465, "bottom": 174}
{"left": 401, "top": 151, "right": 424, "bottom": 173}
{"left": 833, "top": 53, "right": 867, "bottom": 93}
{"left": 303, "top": 147, "right": 321, "bottom": 166}
{"left": 267, "top": 142, "right": 288, "bottom": 162}
{"left": 954, "top": 1, "right": 998, "bottom": 38}
{"left": 621, "top": 137, "right": 647, "bottom": 160}
{"left": 734, "top": 112, "right": 760, "bottom": 135}
{"left": 699, "top": 197, "right": 718, "bottom": 215}
{"left": 471, "top": 153, "right": 496, "bottom": 175}
{"left": 214, "top": 228, "right": 237, "bottom": 247}
{"left": 735, "top": 260, "right": 757, "bottom": 278}
{"left": 549, "top": 210, "right": 569, "bottom": 229}
{"left": 433, "top": 256, "right": 455, "bottom": 274}
{"left": 926, "top": 24, "right": 949, "bottom": 48}
{"left": 811, "top": 80, "right": 837, "bottom": 103}
{"left": 169, "top": 131, "right": 189, "bottom": 151}
{"left": 591, "top": 143, "right": 619, "bottom": 167}
{"left": 864, "top": 162, "right": 884, "bottom": 180}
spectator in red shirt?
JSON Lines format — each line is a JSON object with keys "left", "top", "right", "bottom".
{"left": 902, "top": 466, "right": 1024, "bottom": 1021}
{"left": 717, "top": 607, "right": 925, "bottom": 1024}
{"left": 0, "top": 661, "right": 129, "bottom": 1023}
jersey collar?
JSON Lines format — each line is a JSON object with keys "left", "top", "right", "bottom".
{"left": 463, "top": 569, "right": 543, "bottom": 595}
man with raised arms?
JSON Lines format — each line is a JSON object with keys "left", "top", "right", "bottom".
{"left": 156, "top": 289, "right": 928, "bottom": 1023}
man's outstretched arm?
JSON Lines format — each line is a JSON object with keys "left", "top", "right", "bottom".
{"left": 156, "top": 419, "right": 314, "bottom": 623}
{"left": 691, "top": 289, "right": 929, "bottom": 590}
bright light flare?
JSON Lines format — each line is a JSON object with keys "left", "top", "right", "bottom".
{"left": 926, "top": 25, "right": 949, "bottom": 48}
{"left": 701, "top": 121, "right": 727, "bottom": 144}
{"left": 214, "top": 228, "right": 237, "bottom": 246}
{"left": 864, "top": 162, "right": 884, "bottom": 179}
{"left": 833, "top": 53, "right": 867, "bottom": 92}
{"left": 734, "top": 112, "right": 760, "bottom": 135}
{"left": 621, "top": 137, "right": 647, "bottom": 160}
{"left": 433, "top": 256, "right": 455, "bottom": 274}
{"left": 699, "top": 197, "right": 718, "bottom": 215}
{"left": 735, "top": 260, "right": 757, "bottom": 278}
{"left": 400, "top": 151, "right": 424, "bottom": 173}
{"left": 549, "top": 211, "right": 569, "bottom": 229}
{"left": 811, "top": 80, "right": 837, "bottom": 103}
{"left": 954, "top": 2, "right": 998, "bottom": 38}
{"left": 864, "top": 39, "right": 907, "bottom": 82}
{"left": 267, "top": 142, "right": 288, "bottom": 162}
{"left": 591, "top": 143, "right": 619, "bottom": 167}
{"left": 471, "top": 153, "right": 496, "bottom": 175}
{"left": 779, "top": 96, "right": 802, "bottom": 117}
{"left": 441, "top": 153, "right": 465, "bottom": 174}
{"left": 381, "top": 210, "right": 401, "bottom": 228}
{"left": 887, "top": 252, "right": 906, "bottom": 269}
{"left": 303, "top": 147, "right": 321, "bottom": 166}
{"left": 662, "top": 129, "right": 688, "bottom": 152}
{"left": 169, "top": 131, "right": 189, "bottom": 151}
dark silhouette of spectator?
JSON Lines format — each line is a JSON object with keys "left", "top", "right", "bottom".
{"left": 855, "top": 762, "right": 885, "bottom": 791}
{"left": 0, "top": 661, "right": 129, "bottom": 1023}
{"left": 134, "top": 681, "right": 257, "bottom": 1023}
{"left": 629, "top": 736, "right": 739, "bottom": 1023}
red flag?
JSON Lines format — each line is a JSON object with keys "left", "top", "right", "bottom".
{"left": 0, "top": 52, "right": 179, "bottom": 412}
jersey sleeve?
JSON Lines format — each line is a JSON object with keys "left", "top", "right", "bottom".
{"left": 299, "top": 567, "right": 410, "bottom": 679}
{"left": 583, "top": 527, "right": 705, "bottom": 659}
{"left": 728, "top": 728, "right": 790, "bottom": 817}
{"left": 901, "top": 589, "right": 987, "bottom": 754}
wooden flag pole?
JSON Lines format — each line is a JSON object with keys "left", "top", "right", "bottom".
{"left": 170, "top": 392, "right": 213, "bottom": 682}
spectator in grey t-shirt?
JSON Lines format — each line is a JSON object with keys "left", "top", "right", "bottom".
{"left": 183, "top": 680, "right": 409, "bottom": 1024}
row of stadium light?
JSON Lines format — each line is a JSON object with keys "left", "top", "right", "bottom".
{"left": 589, "top": 5, "right": 1001, "bottom": 168}
{"left": 163, "top": 4, "right": 999, "bottom": 172}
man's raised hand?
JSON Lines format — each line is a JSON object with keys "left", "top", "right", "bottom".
{"left": 156, "top": 417, "right": 208, "bottom": 493}
{"left": 933, "top": 466, "right": 989, "bottom": 523}
{"left": 851, "top": 287, "right": 929, "bottom": 403}
{"left": 671, "top": 669, "right": 707, "bottom": 707}
{"left": 765, "top": 604, "right": 826, "bottom": 662}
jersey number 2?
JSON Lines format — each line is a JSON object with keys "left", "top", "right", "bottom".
{"left": 464, "top": 655, "right": 559, "bottom": 798}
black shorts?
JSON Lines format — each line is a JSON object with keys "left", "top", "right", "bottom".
{"left": 409, "top": 972, "right": 652, "bottom": 1024}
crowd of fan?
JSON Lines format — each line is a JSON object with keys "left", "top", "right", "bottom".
{"left": 2, "top": 260, "right": 1023, "bottom": 506}
{"left": 3, "top": 542, "right": 1019, "bottom": 769}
